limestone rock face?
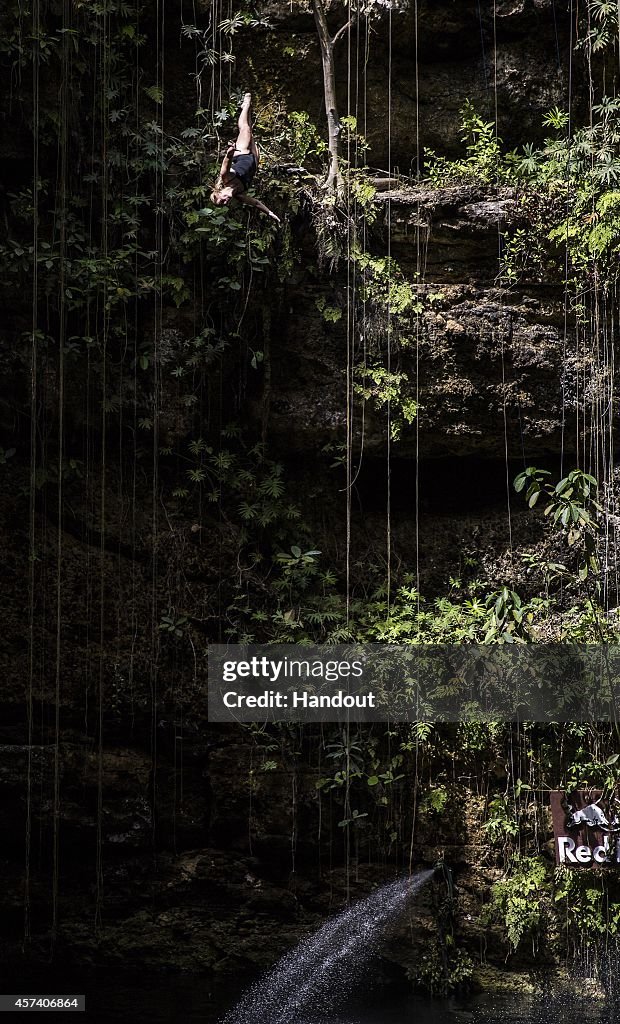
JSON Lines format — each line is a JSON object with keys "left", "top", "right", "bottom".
{"left": 265, "top": 186, "right": 579, "bottom": 460}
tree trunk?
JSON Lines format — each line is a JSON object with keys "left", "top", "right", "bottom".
{"left": 312, "top": 0, "right": 345, "bottom": 191}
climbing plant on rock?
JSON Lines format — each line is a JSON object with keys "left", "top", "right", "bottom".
{"left": 514, "top": 468, "right": 602, "bottom": 584}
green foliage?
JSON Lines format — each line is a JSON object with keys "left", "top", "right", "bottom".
{"left": 285, "top": 111, "right": 328, "bottom": 166}
{"left": 159, "top": 612, "right": 189, "bottom": 638}
{"left": 179, "top": 435, "right": 302, "bottom": 533}
{"left": 353, "top": 366, "right": 418, "bottom": 440}
{"left": 485, "top": 856, "right": 549, "bottom": 950}
{"left": 501, "top": 86, "right": 620, "bottom": 284}
{"left": 564, "top": 750, "right": 620, "bottom": 794}
{"left": 483, "top": 587, "right": 532, "bottom": 644}
{"left": 409, "top": 944, "right": 474, "bottom": 997}
{"left": 315, "top": 295, "right": 343, "bottom": 322}
{"left": 315, "top": 729, "right": 405, "bottom": 830}
{"left": 554, "top": 867, "right": 620, "bottom": 941}
{"left": 420, "top": 784, "right": 449, "bottom": 816}
{"left": 580, "top": 0, "right": 620, "bottom": 51}
{"left": 424, "top": 101, "right": 517, "bottom": 186}
{"left": 348, "top": 173, "right": 377, "bottom": 216}
{"left": 353, "top": 248, "right": 423, "bottom": 318}
{"left": 515, "top": 468, "right": 602, "bottom": 582}
{"left": 344, "top": 246, "right": 425, "bottom": 443}
{"left": 544, "top": 179, "right": 620, "bottom": 278}
{"left": 483, "top": 795, "right": 520, "bottom": 846}
{"left": 350, "top": 580, "right": 486, "bottom": 644}
{"left": 456, "top": 720, "right": 502, "bottom": 756}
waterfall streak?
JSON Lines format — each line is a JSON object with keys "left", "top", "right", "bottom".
{"left": 222, "top": 871, "right": 433, "bottom": 1024}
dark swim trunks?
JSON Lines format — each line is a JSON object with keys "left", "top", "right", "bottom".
{"left": 231, "top": 152, "right": 257, "bottom": 191}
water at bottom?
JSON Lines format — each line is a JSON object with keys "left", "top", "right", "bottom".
{"left": 0, "top": 975, "right": 475, "bottom": 1024}
{"left": 1, "top": 969, "right": 612, "bottom": 1024}
{"left": 296, "top": 991, "right": 612, "bottom": 1024}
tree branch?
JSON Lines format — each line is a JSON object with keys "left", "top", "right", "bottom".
{"left": 332, "top": 14, "right": 356, "bottom": 48}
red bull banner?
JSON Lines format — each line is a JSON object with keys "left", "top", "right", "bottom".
{"left": 550, "top": 791, "right": 620, "bottom": 866}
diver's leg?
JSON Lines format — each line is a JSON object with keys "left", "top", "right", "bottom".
{"left": 235, "top": 92, "right": 253, "bottom": 153}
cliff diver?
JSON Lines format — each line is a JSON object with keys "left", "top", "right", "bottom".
{"left": 210, "top": 93, "right": 281, "bottom": 222}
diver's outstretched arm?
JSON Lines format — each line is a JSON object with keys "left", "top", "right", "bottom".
{"left": 238, "top": 193, "right": 281, "bottom": 223}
